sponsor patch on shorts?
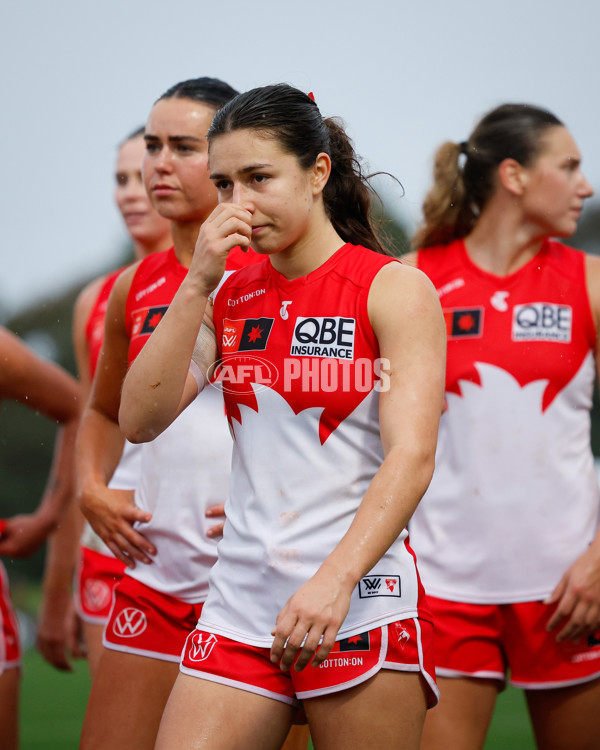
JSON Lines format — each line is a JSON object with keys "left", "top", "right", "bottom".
{"left": 83, "top": 578, "right": 113, "bottom": 613}
{"left": 112, "top": 607, "right": 148, "bottom": 638}
{"left": 187, "top": 631, "right": 219, "bottom": 662}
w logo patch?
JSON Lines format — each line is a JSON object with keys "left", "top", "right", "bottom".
{"left": 112, "top": 607, "right": 147, "bottom": 638}
{"left": 358, "top": 575, "right": 401, "bottom": 599}
{"left": 187, "top": 631, "right": 218, "bottom": 662}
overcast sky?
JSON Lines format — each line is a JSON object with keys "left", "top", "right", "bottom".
{"left": 2, "top": 0, "right": 599, "bottom": 317}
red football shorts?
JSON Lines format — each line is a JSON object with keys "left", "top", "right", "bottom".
{"left": 103, "top": 575, "right": 204, "bottom": 662}
{"left": 429, "top": 595, "right": 600, "bottom": 689}
{"left": 75, "top": 547, "right": 126, "bottom": 624}
{"left": 180, "top": 617, "right": 439, "bottom": 707}
{"left": 0, "top": 563, "right": 20, "bottom": 674}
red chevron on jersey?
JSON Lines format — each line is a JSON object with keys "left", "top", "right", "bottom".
{"left": 213, "top": 244, "right": 395, "bottom": 444}
{"left": 418, "top": 239, "right": 595, "bottom": 411}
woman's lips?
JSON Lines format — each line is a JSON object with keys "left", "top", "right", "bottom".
{"left": 152, "top": 184, "right": 177, "bottom": 196}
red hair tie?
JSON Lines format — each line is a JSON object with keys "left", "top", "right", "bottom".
{"left": 307, "top": 91, "right": 316, "bottom": 102}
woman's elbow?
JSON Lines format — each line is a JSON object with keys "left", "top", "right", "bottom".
{"left": 118, "top": 404, "right": 160, "bottom": 444}
{"left": 390, "top": 442, "right": 437, "bottom": 497}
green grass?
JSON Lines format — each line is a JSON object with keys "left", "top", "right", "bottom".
{"left": 20, "top": 649, "right": 90, "bottom": 750}
{"left": 18, "top": 648, "right": 535, "bottom": 749}
{"left": 484, "top": 686, "right": 535, "bottom": 749}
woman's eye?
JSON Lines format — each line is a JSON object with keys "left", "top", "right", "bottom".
{"left": 116, "top": 174, "right": 128, "bottom": 186}
{"left": 253, "top": 174, "right": 267, "bottom": 184}
{"left": 215, "top": 180, "right": 231, "bottom": 191}
{"left": 146, "top": 143, "right": 160, "bottom": 154}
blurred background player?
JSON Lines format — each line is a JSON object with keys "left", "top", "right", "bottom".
{"left": 37, "top": 126, "right": 172, "bottom": 677}
{"left": 0, "top": 327, "right": 79, "bottom": 750}
{"left": 407, "top": 104, "right": 600, "bottom": 750}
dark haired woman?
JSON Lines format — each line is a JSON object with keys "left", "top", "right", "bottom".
{"left": 406, "top": 104, "right": 600, "bottom": 749}
{"left": 77, "top": 77, "right": 262, "bottom": 750}
{"left": 120, "top": 83, "right": 446, "bottom": 750}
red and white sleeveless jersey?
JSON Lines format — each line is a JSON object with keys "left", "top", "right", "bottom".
{"left": 198, "top": 243, "right": 431, "bottom": 647}
{"left": 123, "top": 246, "right": 258, "bottom": 601}
{"left": 411, "top": 238, "right": 600, "bottom": 603}
{"left": 81, "top": 267, "right": 139, "bottom": 555}
{"left": 85, "top": 268, "right": 124, "bottom": 379}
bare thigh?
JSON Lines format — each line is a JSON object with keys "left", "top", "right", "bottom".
{"left": 155, "top": 673, "right": 295, "bottom": 750}
{"left": 79, "top": 649, "right": 179, "bottom": 750}
{"left": 526, "top": 677, "right": 600, "bottom": 750}
{"left": 304, "top": 670, "right": 427, "bottom": 750}
{"left": 420, "top": 676, "right": 500, "bottom": 750}
{"left": 82, "top": 622, "right": 104, "bottom": 681}
{"left": 0, "top": 667, "right": 19, "bottom": 750}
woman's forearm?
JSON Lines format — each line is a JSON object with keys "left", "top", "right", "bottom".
{"left": 320, "top": 443, "right": 436, "bottom": 590}
{"left": 120, "top": 280, "right": 210, "bottom": 442}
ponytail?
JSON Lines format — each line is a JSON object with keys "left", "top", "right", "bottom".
{"left": 413, "top": 103, "right": 563, "bottom": 249}
{"left": 413, "top": 141, "right": 475, "bottom": 249}
{"left": 322, "top": 118, "right": 388, "bottom": 254}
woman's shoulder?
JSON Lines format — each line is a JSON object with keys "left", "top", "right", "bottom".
{"left": 330, "top": 243, "right": 398, "bottom": 286}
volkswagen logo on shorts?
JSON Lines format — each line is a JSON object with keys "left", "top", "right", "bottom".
{"left": 83, "top": 579, "right": 112, "bottom": 612}
{"left": 188, "top": 631, "right": 218, "bottom": 662}
{"left": 112, "top": 607, "right": 147, "bottom": 638}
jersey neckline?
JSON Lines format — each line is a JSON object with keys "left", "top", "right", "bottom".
{"left": 167, "top": 246, "right": 188, "bottom": 278}
{"left": 458, "top": 238, "right": 551, "bottom": 286}
{"left": 265, "top": 243, "right": 351, "bottom": 291}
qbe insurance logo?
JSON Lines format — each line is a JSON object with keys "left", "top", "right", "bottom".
{"left": 290, "top": 317, "right": 355, "bottom": 359}
{"left": 512, "top": 303, "right": 572, "bottom": 342}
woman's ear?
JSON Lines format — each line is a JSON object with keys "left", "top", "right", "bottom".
{"left": 312, "top": 152, "right": 332, "bottom": 195}
{"left": 498, "top": 158, "right": 527, "bottom": 197}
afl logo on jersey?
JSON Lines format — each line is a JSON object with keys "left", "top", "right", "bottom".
{"left": 290, "top": 317, "right": 356, "bottom": 359}
{"left": 512, "top": 303, "right": 572, "bottom": 342}
{"left": 222, "top": 317, "right": 274, "bottom": 353}
{"left": 443, "top": 308, "right": 483, "bottom": 339}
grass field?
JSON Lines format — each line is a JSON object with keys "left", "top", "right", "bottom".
{"left": 19, "top": 648, "right": 537, "bottom": 749}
